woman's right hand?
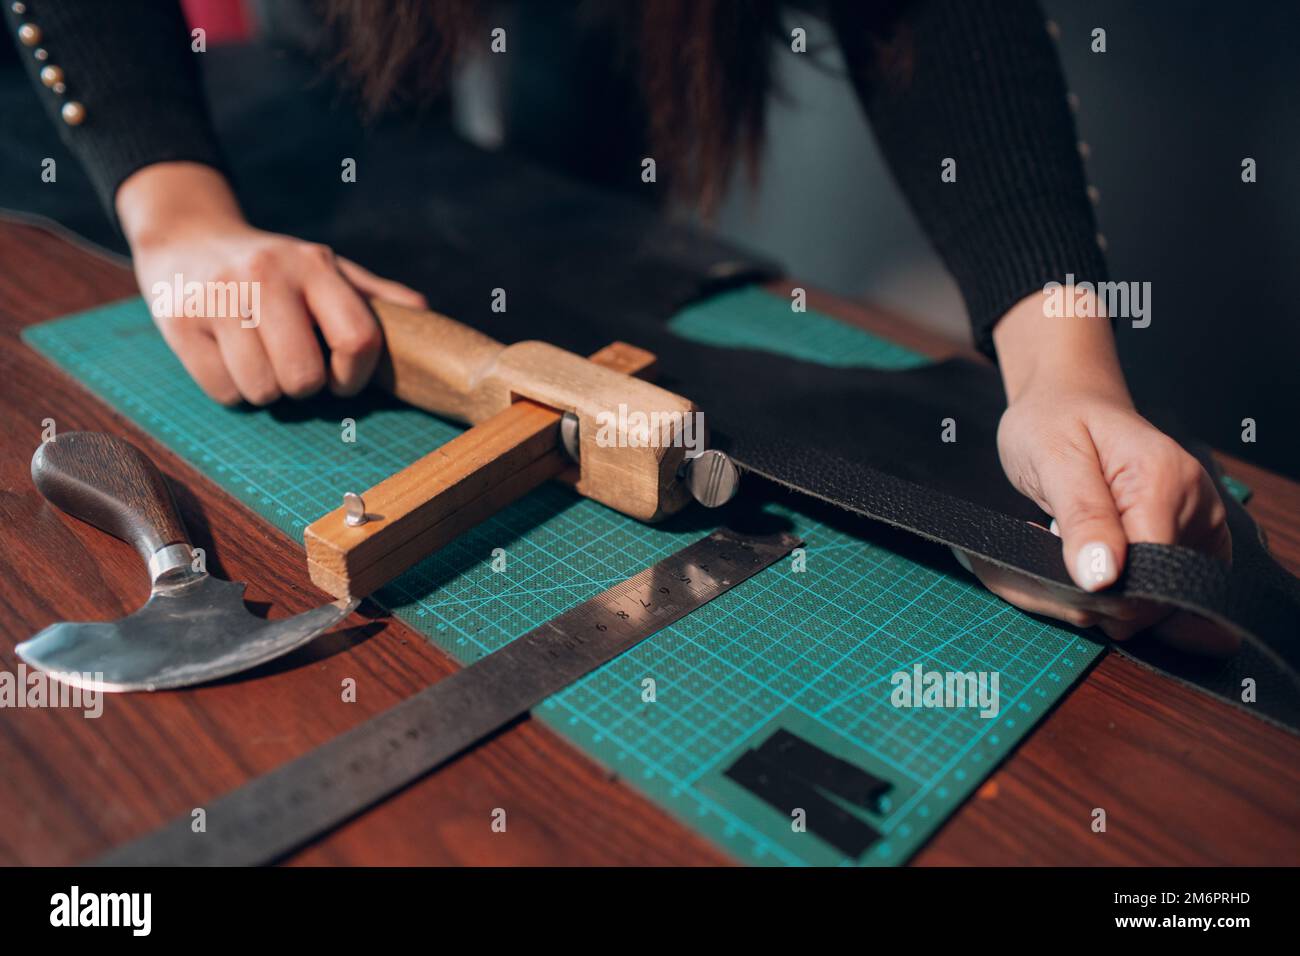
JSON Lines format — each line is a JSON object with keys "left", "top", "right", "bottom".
{"left": 116, "top": 162, "right": 427, "bottom": 406}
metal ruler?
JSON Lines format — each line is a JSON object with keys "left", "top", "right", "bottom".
{"left": 97, "top": 528, "right": 800, "bottom": 866}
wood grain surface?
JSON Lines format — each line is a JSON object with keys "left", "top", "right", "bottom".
{"left": 0, "top": 219, "right": 1296, "bottom": 866}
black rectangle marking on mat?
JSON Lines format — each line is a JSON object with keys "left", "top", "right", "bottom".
{"left": 724, "top": 748, "right": 881, "bottom": 858}
{"left": 756, "top": 728, "right": 892, "bottom": 810}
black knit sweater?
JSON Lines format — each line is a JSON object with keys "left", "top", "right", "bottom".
{"left": 2, "top": 0, "right": 1106, "bottom": 359}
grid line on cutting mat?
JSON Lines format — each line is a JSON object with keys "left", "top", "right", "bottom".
{"left": 23, "top": 286, "right": 1101, "bottom": 866}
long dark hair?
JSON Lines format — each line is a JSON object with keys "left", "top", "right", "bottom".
{"left": 319, "top": 0, "right": 785, "bottom": 211}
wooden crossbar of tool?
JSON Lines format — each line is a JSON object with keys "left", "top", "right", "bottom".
{"left": 304, "top": 301, "right": 741, "bottom": 599}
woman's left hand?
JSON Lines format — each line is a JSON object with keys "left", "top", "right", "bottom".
{"left": 954, "top": 290, "right": 1237, "bottom": 655}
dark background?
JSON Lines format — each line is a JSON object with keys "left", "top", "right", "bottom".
{"left": 1054, "top": 0, "right": 1299, "bottom": 480}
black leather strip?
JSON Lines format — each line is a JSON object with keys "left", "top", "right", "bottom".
{"left": 736, "top": 432, "right": 1300, "bottom": 681}
{"left": 725, "top": 748, "right": 881, "bottom": 858}
{"left": 755, "top": 729, "right": 891, "bottom": 811}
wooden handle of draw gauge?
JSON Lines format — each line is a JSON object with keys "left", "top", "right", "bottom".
{"left": 303, "top": 301, "right": 701, "bottom": 599}
{"left": 370, "top": 300, "right": 508, "bottom": 423}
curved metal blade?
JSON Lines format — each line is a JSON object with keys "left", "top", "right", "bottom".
{"left": 16, "top": 575, "right": 358, "bottom": 692}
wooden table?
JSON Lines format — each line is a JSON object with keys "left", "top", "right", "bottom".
{"left": 1, "top": 218, "right": 1296, "bottom": 866}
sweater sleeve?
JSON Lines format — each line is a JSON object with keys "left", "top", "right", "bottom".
{"left": 3, "top": 0, "right": 227, "bottom": 220}
{"left": 828, "top": 0, "right": 1108, "bottom": 360}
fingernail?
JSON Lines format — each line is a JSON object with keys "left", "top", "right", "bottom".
{"left": 950, "top": 546, "right": 973, "bottom": 573}
{"left": 1049, "top": 519, "right": 1060, "bottom": 537}
{"left": 1075, "top": 541, "right": 1117, "bottom": 591}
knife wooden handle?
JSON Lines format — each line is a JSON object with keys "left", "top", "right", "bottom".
{"left": 31, "top": 431, "right": 190, "bottom": 565}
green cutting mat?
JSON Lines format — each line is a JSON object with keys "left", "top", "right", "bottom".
{"left": 24, "top": 287, "right": 1103, "bottom": 866}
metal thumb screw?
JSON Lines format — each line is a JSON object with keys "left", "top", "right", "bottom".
{"left": 684, "top": 449, "right": 740, "bottom": 508}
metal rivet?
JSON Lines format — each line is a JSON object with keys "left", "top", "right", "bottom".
{"left": 12, "top": 2, "right": 27, "bottom": 15}
{"left": 39, "top": 64, "right": 63, "bottom": 88}
{"left": 52, "top": 81, "right": 65, "bottom": 94}
{"left": 1096, "top": 233, "right": 1109, "bottom": 252}
{"left": 1077, "top": 141, "right": 1091, "bottom": 160}
{"left": 17, "top": 22, "right": 41, "bottom": 46}
{"left": 60, "top": 100, "right": 86, "bottom": 126}
{"left": 343, "top": 492, "right": 367, "bottom": 527}
{"left": 33, "top": 46, "right": 47, "bottom": 61}
{"left": 1045, "top": 20, "right": 1061, "bottom": 40}
{"left": 1086, "top": 184, "right": 1101, "bottom": 205}
{"left": 1066, "top": 92, "right": 1080, "bottom": 113}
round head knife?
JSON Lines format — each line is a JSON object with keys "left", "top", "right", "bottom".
{"left": 18, "top": 432, "right": 356, "bottom": 692}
